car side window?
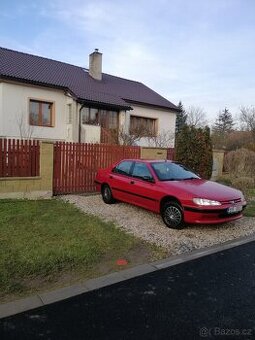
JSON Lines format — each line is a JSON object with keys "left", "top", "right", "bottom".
{"left": 113, "top": 161, "right": 133, "bottom": 176}
{"left": 132, "top": 162, "right": 154, "bottom": 181}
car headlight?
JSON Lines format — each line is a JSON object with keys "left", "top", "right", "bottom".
{"left": 193, "top": 198, "right": 222, "bottom": 206}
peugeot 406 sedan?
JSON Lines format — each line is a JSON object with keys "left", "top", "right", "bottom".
{"left": 95, "top": 159, "right": 247, "bottom": 229}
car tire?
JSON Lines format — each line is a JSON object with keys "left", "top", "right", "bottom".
{"left": 101, "top": 184, "right": 116, "bottom": 204}
{"left": 161, "top": 201, "right": 185, "bottom": 229}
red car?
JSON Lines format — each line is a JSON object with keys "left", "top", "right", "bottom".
{"left": 95, "top": 159, "right": 246, "bottom": 229}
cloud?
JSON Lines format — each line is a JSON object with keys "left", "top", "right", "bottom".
{"left": 0, "top": 0, "right": 254, "bottom": 120}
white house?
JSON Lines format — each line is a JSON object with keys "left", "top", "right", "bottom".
{"left": 0, "top": 47, "right": 179, "bottom": 146}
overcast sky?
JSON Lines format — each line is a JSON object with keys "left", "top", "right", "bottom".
{"left": 0, "top": 0, "right": 254, "bottom": 124}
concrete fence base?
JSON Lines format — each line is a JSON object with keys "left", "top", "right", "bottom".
{"left": 0, "top": 142, "right": 54, "bottom": 199}
{"left": 0, "top": 143, "right": 224, "bottom": 199}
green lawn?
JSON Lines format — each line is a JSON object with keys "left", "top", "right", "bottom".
{"left": 0, "top": 199, "right": 166, "bottom": 302}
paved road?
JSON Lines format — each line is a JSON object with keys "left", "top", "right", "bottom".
{"left": 1, "top": 241, "right": 255, "bottom": 340}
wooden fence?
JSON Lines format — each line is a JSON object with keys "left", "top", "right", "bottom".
{"left": 53, "top": 142, "right": 141, "bottom": 195}
{"left": 167, "top": 147, "right": 175, "bottom": 160}
{"left": 0, "top": 138, "right": 175, "bottom": 195}
{"left": 0, "top": 139, "right": 40, "bottom": 177}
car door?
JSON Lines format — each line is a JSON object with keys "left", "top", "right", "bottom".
{"left": 109, "top": 160, "right": 135, "bottom": 203}
{"left": 128, "top": 161, "right": 159, "bottom": 212}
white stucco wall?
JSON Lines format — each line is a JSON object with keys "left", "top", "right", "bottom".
{"left": 125, "top": 104, "right": 176, "bottom": 147}
{"left": 0, "top": 81, "right": 70, "bottom": 141}
{"left": 0, "top": 83, "right": 3, "bottom": 136}
{"left": 81, "top": 124, "right": 101, "bottom": 143}
{"left": 0, "top": 81, "right": 177, "bottom": 146}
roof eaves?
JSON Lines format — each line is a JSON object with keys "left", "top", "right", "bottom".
{"left": 77, "top": 98, "right": 133, "bottom": 111}
{"left": 123, "top": 99, "right": 180, "bottom": 112}
{"left": 0, "top": 74, "right": 70, "bottom": 93}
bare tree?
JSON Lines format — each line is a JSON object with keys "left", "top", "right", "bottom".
{"left": 239, "top": 106, "right": 255, "bottom": 141}
{"left": 119, "top": 125, "right": 152, "bottom": 146}
{"left": 186, "top": 106, "right": 208, "bottom": 128}
{"left": 147, "top": 130, "right": 175, "bottom": 148}
{"left": 118, "top": 129, "right": 141, "bottom": 145}
{"left": 16, "top": 111, "right": 34, "bottom": 139}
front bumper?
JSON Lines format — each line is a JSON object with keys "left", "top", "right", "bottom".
{"left": 183, "top": 204, "right": 247, "bottom": 224}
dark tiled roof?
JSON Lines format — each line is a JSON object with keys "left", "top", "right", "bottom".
{"left": 0, "top": 47, "right": 179, "bottom": 111}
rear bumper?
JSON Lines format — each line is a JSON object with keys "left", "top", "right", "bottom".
{"left": 183, "top": 205, "right": 246, "bottom": 224}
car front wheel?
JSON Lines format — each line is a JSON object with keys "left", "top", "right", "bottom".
{"left": 161, "top": 201, "right": 184, "bottom": 229}
{"left": 101, "top": 184, "right": 116, "bottom": 204}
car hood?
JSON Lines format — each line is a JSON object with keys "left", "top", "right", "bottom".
{"left": 161, "top": 179, "right": 243, "bottom": 201}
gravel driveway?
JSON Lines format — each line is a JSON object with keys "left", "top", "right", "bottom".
{"left": 62, "top": 195, "right": 255, "bottom": 255}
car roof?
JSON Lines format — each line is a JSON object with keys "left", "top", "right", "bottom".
{"left": 120, "top": 159, "right": 173, "bottom": 163}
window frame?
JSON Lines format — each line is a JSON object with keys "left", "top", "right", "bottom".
{"left": 67, "top": 103, "right": 72, "bottom": 124}
{"left": 129, "top": 115, "right": 158, "bottom": 137}
{"left": 81, "top": 107, "right": 119, "bottom": 130}
{"left": 29, "top": 98, "right": 55, "bottom": 127}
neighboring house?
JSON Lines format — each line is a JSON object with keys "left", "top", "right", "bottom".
{"left": 0, "top": 47, "right": 179, "bottom": 146}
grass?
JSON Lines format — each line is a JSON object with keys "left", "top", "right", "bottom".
{"left": 244, "top": 200, "right": 255, "bottom": 217}
{"left": 214, "top": 176, "right": 255, "bottom": 217}
{"left": 247, "top": 188, "right": 255, "bottom": 199}
{"left": 0, "top": 199, "right": 167, "bottom": 302}
{"left": 216, "top": 175, "right": 255, "bottom": 203}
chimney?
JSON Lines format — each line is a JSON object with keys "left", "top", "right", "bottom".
{"left": 89, "top": 48, "right": 102, "bottom": 80}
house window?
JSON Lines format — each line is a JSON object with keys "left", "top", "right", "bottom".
{"left": 81, "top": 107, "right": 118, "bottom": 129}
{"left": 29, "top": 99, "right": 54, "bottom": 127}
{"left": 130, "top": 116, "right": 157, "bottom": 136}
{"left": 81, "top": 107, "right": 99, "bottom": 125}
{"left": 108, "top": 111, "right": 118, "bottom": 129}
{"left": 67, "top": 104, "right": 72, "bottom": 124}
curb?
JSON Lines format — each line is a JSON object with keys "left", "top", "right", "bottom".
{"left": 1, "top": 233, "right": 255, "bottom": 319}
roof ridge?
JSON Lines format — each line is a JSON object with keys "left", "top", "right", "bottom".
{"left": 0, "top": 46, "right": 179, "bottom": 111}
{"left": 0, "top": 46, "right": 84, "bottom": 70}
{"left": 1, "top": 46, "right": 144, "bottom": 85}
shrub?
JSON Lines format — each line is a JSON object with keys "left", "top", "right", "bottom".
{"left": 224, "top": 148, "right": 255, "bottom": 178}
{"left": 175, "top": 125, "right": 213, "bottom": 179}
{"left": 232, "top": 177, "right": 255, "bottom": 198}
{"left": 216, "top": 176, "right": 233, "bottom": 187}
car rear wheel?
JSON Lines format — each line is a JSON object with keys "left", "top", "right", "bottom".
{"left": 102, "top": 184, "right": 116, "bottom": 204}
{"left": 161, "top": 201, "right": 184, "bottom": 229}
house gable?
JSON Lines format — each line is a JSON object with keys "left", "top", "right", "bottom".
{"left": 0, "top": 47, "right": 178, "bottom": 146}
{"left": 0, "top": 47, "right": 179, "bottom": 113}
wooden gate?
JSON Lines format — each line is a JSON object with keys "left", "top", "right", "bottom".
{"left": 53, "top": 142, "right": 141, "bottom": 195}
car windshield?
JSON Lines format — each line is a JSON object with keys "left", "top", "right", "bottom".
{"left": 151, "top": 162, "right": 200, "bottom": 181}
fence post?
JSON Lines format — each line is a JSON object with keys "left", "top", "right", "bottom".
{"left": 37, "top": 141, "right": 54, "bottom": 197}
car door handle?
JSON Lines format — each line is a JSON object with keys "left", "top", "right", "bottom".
{"left": 109, "top": 175, "right": 113, "bottom": 179}
{"left": 130, "top": 180, "right": 135, "bottom": 184}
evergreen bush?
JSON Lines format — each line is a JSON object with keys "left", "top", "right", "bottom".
{"left": 175, "top": 125, "right": 213, "bottom": 179}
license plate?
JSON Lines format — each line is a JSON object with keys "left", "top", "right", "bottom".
{"left": 227, "top": 205, "right": 242, "bottom": 214}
